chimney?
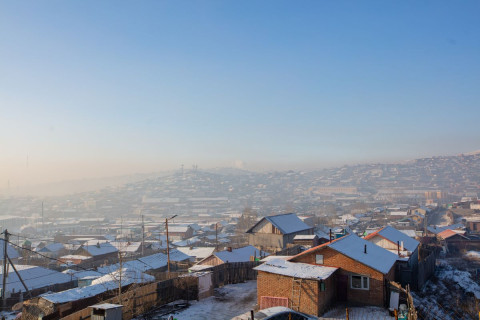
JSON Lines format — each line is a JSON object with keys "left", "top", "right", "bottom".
{"left": 400, "top": 241, "right": 404, "bottom": 251}
{"left": 397, "top": 241, "right": 400, "bottom": 256}
{"left": 227, "top": 247, "right": 232, "bottom": 252}
{"left": 329, "top": 229, "right": 332, "bottom": 242}
{"left": 364, "top": 244, "right": 367, "bottom": 254}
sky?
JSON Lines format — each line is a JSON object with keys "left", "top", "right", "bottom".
{"left": 1, "top": 1, "right": 479, "bottom": 188}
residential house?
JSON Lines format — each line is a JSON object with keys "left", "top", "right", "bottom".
{"left": 36, "top": 243, "right": 67, "bottom": 258}
{"left": 288, "top": 234, "right": 397, "bottom": 308}
{"left": 255, "top": 258, "right": 337, "bottom": 316}
{"left": 364, "top": 226, "right": 421, "bottom": 288}
{"left": 166, "top": 225, "right": 194, "bottom": 240}
{"left": 293, "top": 235, "right": 320, "bottom": 247}
{"left": 194, "top": 245, "right": 269, "bottom": 268}
{"left": 75, "top": 242, "right": 118, "bottom": 263}
{"left": 437, "top": 229, "right": 470, "bottom": 253}
{"left": 246, "top": 213, "right": 314, "bottom": 251}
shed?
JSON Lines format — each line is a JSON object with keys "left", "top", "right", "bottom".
{"left": 90, "top": 303, "right": 123, "bottom": 320}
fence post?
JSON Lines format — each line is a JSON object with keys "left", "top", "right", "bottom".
{"left": 346, "top": 307, "right": 349, "bottom": 320}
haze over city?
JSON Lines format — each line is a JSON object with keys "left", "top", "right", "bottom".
{"left": 1, "top": 1, "right": 479, "bottom": 189}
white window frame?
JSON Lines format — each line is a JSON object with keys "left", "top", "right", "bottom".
{"left": 350, "top": 274, "right": 369, "bottom": 290}
{"left": 315, "top": 254, "right": 324, "bottom": 264}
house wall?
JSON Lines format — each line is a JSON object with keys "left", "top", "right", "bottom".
{"left": 197, "top": 255, "right": 223, "bottom": 266}
{"left": 369, "top": 236, "right": 398, "bottom": 250}
{"left": 291, "top": 247, "right": 394, "bottom": 307}
{"left": 248, "top": 233, "right": 284, "bottom": 250}
{"left": 256, "top": 271, "right": 335, "bottom": 316}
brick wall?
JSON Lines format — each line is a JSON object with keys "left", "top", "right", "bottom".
{"left": 291, "top": 247, "right": 394, "bottom": 307}
{"left": 257, "top": 271, "right": 335, "bottom": 316}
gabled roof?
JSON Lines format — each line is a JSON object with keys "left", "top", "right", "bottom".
{"left": 0, "top": 264, "right": 72, "bottom": 293}
{"left": 437, "top": 229, "right": 468, "bottom": 240}
{"left": 290, "top": 234, "right": 397, "bottom": 274}
{"left": 427, "top": 223, "right": 464, "bottom": 235}
{"left": 246, "top": 213, "right": 312, "bottom": 234}
{"left": 365, "top": 226, "right": 419, "bottom": 252}
{"left": 214, "top": 245, "right": 269, "bottom": 263}
{"left": 254, "top": 258, "right": 337, "bottom": 280}
{"left": 81, "top": 242, "right": 118, "bottom": 256}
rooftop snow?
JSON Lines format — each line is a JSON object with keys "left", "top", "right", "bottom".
{"left": 214, "top": 245, "right": 269, "bottom": 263}
{"left": 43, "top": 268, "right": 153, "bottom": 304}
{"left": 176, "top": 247, "right": 215, "bottom": 260}
{"left": 98, "top": 250, "right": 192, "bottom": 274}
{"left": 293, "top": 235, "right": 317, "bottom": 240}
{"left": 255, "top": 258, "right": 337, "bottom": 280}
{"left": 81, "top": 242, "right": 118, "bottom": 256}
{"left": 366, "top": 226, "right": 420, "bottom": 252}
{"left": 0, "top": 265, "right": 72, "bottom": 293}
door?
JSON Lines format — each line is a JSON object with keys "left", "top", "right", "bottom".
{"left": 337, "top": 274, "right": 348, "bottom": 302}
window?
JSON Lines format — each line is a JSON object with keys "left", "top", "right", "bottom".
{"left": 315, "top": 254, "right": 324, "bottom": 264}
{"left": 350, "top": 275, "right": 369, "bottom": 290}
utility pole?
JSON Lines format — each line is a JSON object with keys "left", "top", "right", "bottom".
{"left": 215, "top": 223, "right": 218, "bottom": 252}
{"left": 165, "top": 215, "right": 177, "bottom": 274}
{"left": 141, "top": 215, "right": 145, "bottom": 256}
{"left": 41, "top": 201, "right": 44, "bottom": 234}
{"left": 2, "top": 229, "right": 8, "bottom": 310}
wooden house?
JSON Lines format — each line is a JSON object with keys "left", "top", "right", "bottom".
{"left": 246, "top": 213, "right": 314, "bottom": 251}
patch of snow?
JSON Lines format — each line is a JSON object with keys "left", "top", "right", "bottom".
{"left": 254, "top": 258, "right": 337, "bottom": 280}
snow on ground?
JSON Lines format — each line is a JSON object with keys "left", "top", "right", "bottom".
{"left": 163, "top": 281, "right": 257, "bottom": 320}
{"left": 465, "top": 251, "right": 480, "bottom": 259}
{"left": 413, "top": 259, "right": 480, "bottom": 320}
{"left": 320, "top": 306, "right": 393, "bottom": 319}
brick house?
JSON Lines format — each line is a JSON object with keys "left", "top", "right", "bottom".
{"left": 246, "top": 213, "right": 314, "bottom": 252}
{"left": 289, "top": 234, "right": 397, "bottom": 308}
{"left": 254, "top": 258, "right": 337, "bottom": 316}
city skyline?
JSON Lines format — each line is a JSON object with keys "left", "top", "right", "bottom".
{"left": 1, "top": 1, "right": 479, "bottom": 187}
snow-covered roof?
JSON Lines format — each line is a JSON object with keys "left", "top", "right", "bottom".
{"left": 92, "top": 267, "right": 154, "bottom": 286}
{"left": 260, "top": 256, "right": 291, "bottom": 262}
{"left": 168, "top": 226, "right": 190, "bottom": 233}
{"left": 294, "top": 235, "right": 317, "bottom": 240}
{"left": 110, "top": 241, "right": 141, "bottom": 253}
{"left": 365, "top": 226, "right": 419, "bottom": 252}
{"left": 59, "top": 255, "right": 91, "bottom": 261}
{"left": 399, "top": 230, "right": 417, "bottom": 238}
{"left": 98, "top": 250, "right": 192, "bottom": 274}
{"left": 0, "top": 265, "right": 72, "bottom": 293}
{"left": 80, "top": 242, "right": 118, "bottom": 256}
{"left": 42, "top": 268, "right": 155, "bottom": 303}
{"left": 255, "top": 258, "right": 337, "bottom": 280}
{"left": 176, "top": 247, "right": 215, "bottom": 260}
{"left": 214, "top": 245, "right": 269, "bottom": 263}
{"left": 247, "top": 213, "right": 312, "bottom": 235}
{"left": 0, "top": 240, "right": 19, "bottom": 260}
{"left": 291, "top": 234, "right": 397, "bottom": 274}
{"left": 62, "top": 269, "right": 102, "bottom": 280}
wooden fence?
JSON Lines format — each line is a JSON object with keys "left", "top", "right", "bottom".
{"left": 60, "top": 277, "right": 198, "bottom": 320}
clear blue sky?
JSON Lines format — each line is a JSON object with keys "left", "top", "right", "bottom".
{"left": 1, "top": 1, "right": 479, "bottom": 186}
